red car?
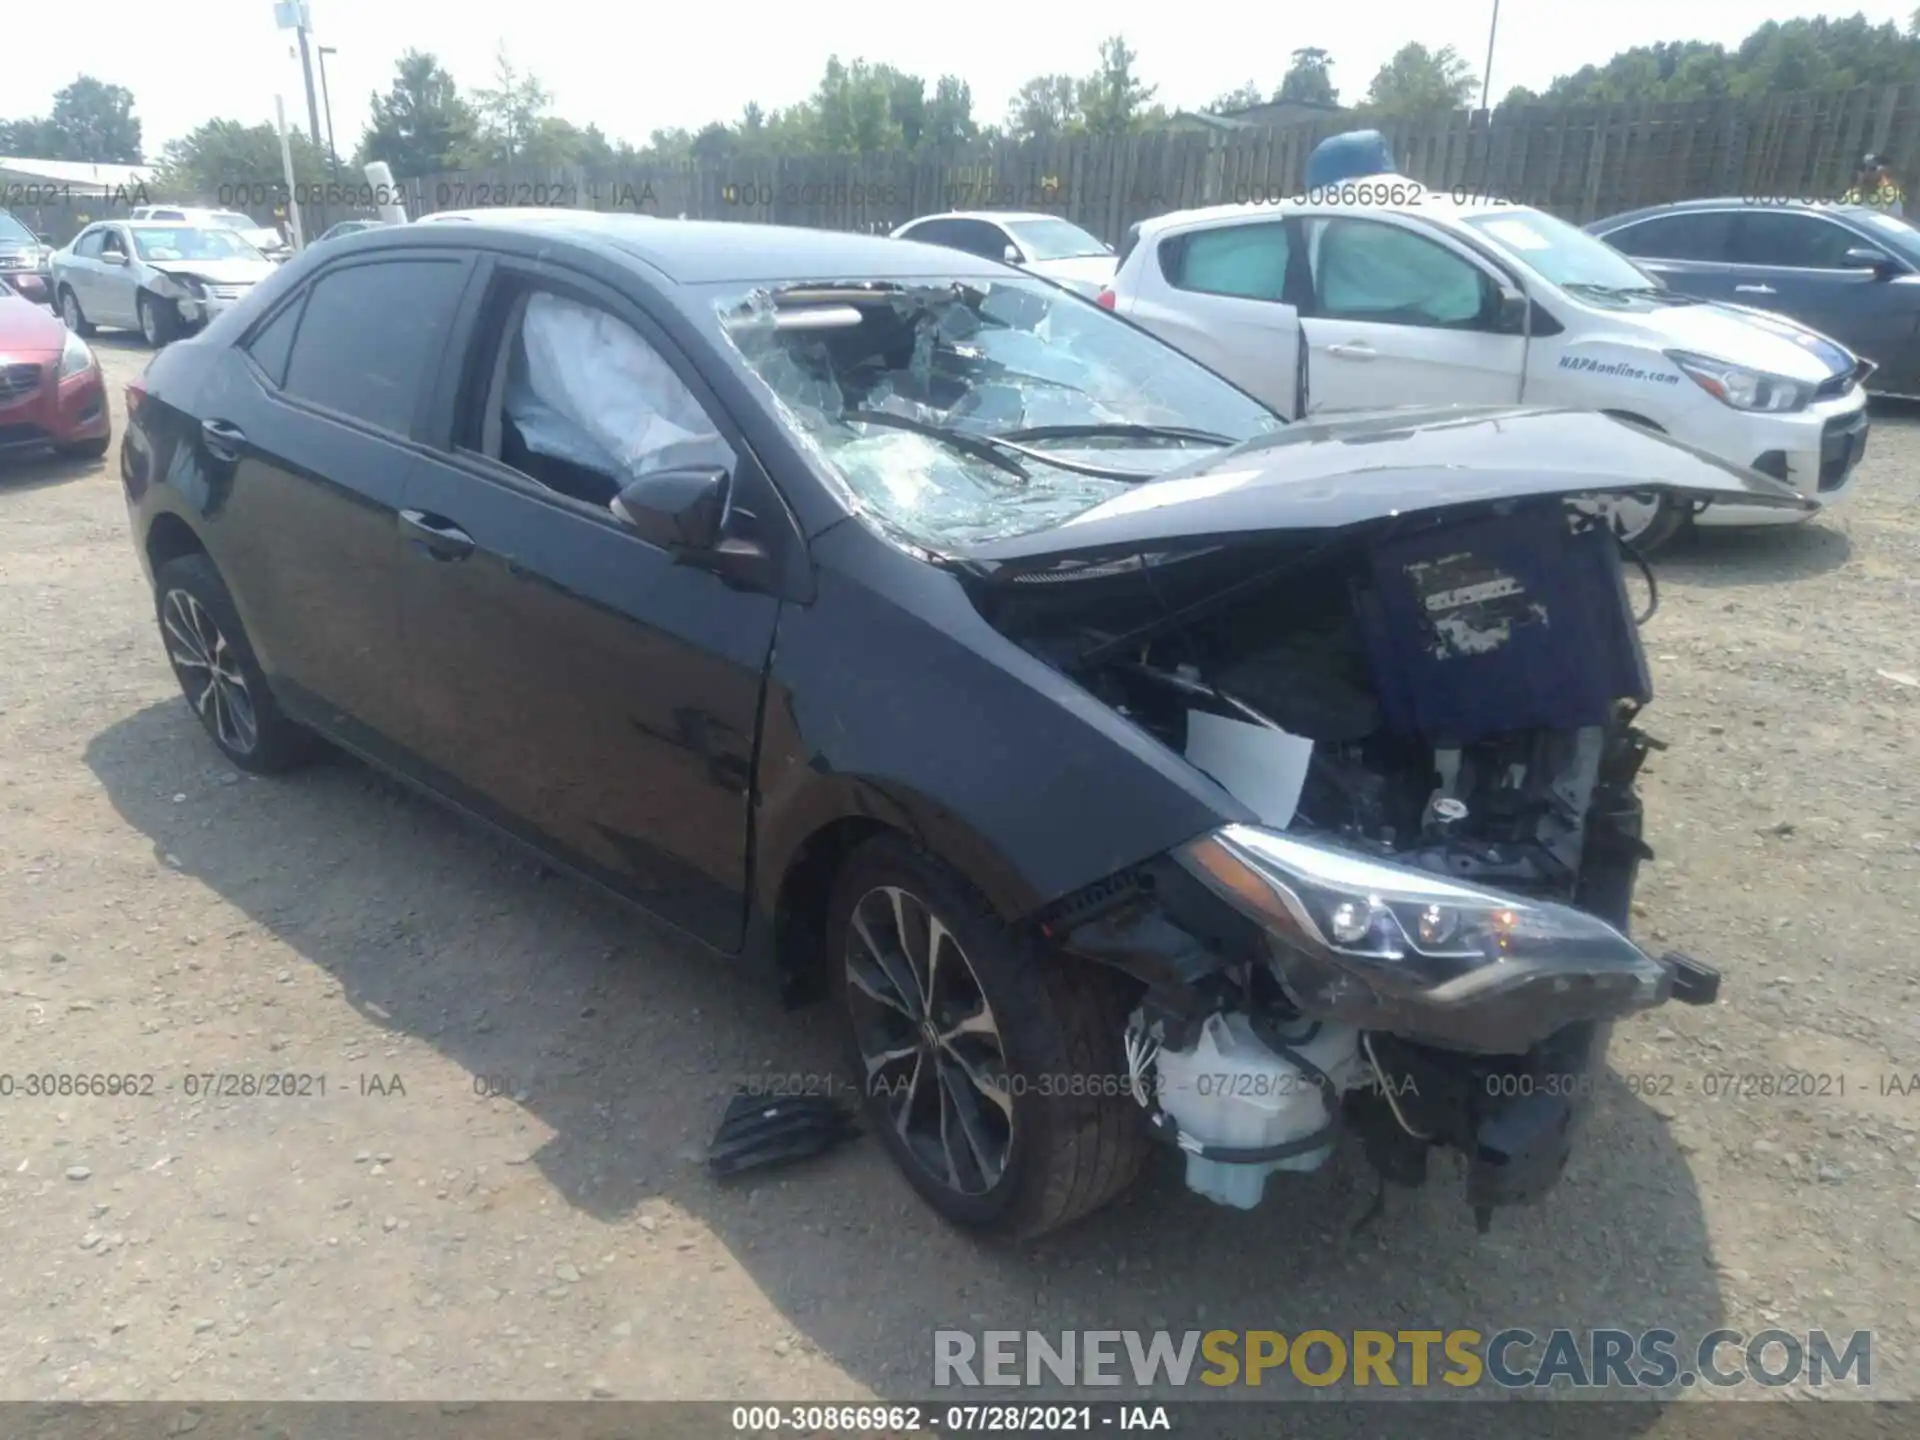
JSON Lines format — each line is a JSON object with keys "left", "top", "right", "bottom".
{"left": 0, "top": 277, "right": 110, "bottom": 461}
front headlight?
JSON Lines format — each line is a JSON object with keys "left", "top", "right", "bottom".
{"left": 56, "top": 328, "right": 96, "bottom": 380}
{"left": 1177, "top": 824, "right": 1671, "bottom": 1052}
{"left": 1668, "top": 349, "right": 1811, "bottom": 413}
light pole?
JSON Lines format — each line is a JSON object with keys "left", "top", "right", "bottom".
{"left": 1480, "top": 0, "right": 1502, "bottom": 113}
{"left": 317, "top": 45, "right": 340, "bottom": 176}
{"left": 272, "top": 2, "right": 323, "bottom": 147}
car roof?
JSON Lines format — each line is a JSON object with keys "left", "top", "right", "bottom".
{"left": 1592, "top": 197, "right": 1878, "bottom": 228}
{"left": 1130, "top": 187, "right": 1513, "bottom": 240}
{"left": 399, "top": 211, "right": 1010, "bottom": 283}
{"left": 904, "top": 212, "right": 1071, "bottom": 225}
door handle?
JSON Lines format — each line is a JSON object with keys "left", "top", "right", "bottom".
{"left": 200, "top": 418, "right": 245, "bottom": 461}
{"left": 399, "top": 508, "right": 475, "bottom": 561}
{"left": 1325, "top": 342, "right": 1376, "bottom": 359}
{"left": 1734, "top": 283, "right": 1776, "bottom": 295}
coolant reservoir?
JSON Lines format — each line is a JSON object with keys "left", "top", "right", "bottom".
{"left": 1153, "top": 1013, "right": 1361, "bottom": 1210}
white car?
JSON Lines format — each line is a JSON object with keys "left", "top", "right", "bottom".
{"left": 1103, "top": 190, "right": 1871, "bottom": 548}
{"left": 130, "top": 205, "right": 291, "bottom": 262}
{"left": 891, "top": 212, "right": 1117, "bottom": 297}
{"left": 51, "top": 220, "right": 280, "bottom": 347}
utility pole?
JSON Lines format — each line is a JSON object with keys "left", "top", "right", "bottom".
{"left": 1479, "top": 0, "right": 1502, "bottom": 113}
{"left": 318, "top": 45, "right": 340, "bottom": 176}
{"left": 273, "top": 2, "right": 323, "bottom": 147}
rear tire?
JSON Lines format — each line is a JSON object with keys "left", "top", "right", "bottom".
{"left": 58, "top": 286, "right": 94, "bottom": 337}
{"left": 153, "top": 553, "right": 316, "bottom": 774}
{"left": 826, "top": 835, "right": 1149, "bottom": 1239}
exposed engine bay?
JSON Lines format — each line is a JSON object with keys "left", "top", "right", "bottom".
{"left": 969, "top": 498, "right": 1719, "bottom": 1228}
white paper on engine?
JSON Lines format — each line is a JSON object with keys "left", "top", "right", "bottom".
{"left": 1184, "top": 710, "right": 1314, "bottom": 828}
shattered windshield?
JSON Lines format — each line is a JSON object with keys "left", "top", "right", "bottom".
{"left": 709, "top": 276, "right": 1284, "bottom": 548}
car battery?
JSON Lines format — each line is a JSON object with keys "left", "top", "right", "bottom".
{"left": 1350, "top": 503, "right": 1652, "bottom": 746}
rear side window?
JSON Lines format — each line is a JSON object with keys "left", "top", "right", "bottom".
{"left": 1604, "top": 211, "right": 1735, "bottom": 262}
{"left": 1162, "top": 222, "right": 1291, "bottom": 301}
{"left": 281, "top": 259, "right": 467, "bottom": 434}
{"left": 1311, "top": 218, "right": 1488, "bottom": 327}
{"left": 1733, "top": 212, "right": 1867, "bottom": 269}
{"left": 244, "top": 295, "right": 308, "bottom": 388}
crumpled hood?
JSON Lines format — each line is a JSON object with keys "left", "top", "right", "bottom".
{"left": 147, "top": 257, "right": 277, "bottom": 286}
{"left": 1609, "top": 298, "right": 1856, "bottom": 381}
{"left": 961, "top": 405, "right": 1814, "bottom": 564}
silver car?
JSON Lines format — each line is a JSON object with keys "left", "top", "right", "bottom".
{"left": 51, "top": 221, "right": 280, "bottom": 347}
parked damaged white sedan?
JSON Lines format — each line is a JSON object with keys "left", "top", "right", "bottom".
{"left": 51, "top": 221, "right": 279, "bottom": 348}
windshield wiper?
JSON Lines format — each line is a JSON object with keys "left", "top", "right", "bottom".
{"left": 996, "top": 422, "right": 1237, "bottom": 447}
{"left": 844, "top": 410, "right": 1160, "bottom": 481}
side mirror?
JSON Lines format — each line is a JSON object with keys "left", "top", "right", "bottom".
{"left": 611, "top": 465, "right": 731, "bottom": 553}
{"left": 103, "top": 251, "right": 129, "bottom": 266}
{"left": 1002, "top": 243, "right": 1022, "bottom": 264}
{"left": 1845, "top": 245, "right": 1900, "bottom": 279}
{"left": 1492, "top": 286, "right": 1530, "bottom": 333}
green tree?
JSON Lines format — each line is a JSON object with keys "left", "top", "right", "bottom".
{"left": 155, "top": 118, "right": 329, "bottom": 197}
{"left": 466, "top": 44, "right": 555, "bottom": 167}
{"left": 1209, "top": 82, "right": 1268, "bottom": 113}
{"left": 1078, "top": 35, "right": 1157, "bottom": 136}
{"left": 1363, "top": 42, "right": 1477, "bottom": 118}
{"left": 810, "top": 57, "right": 903, "bottom": 152}
{"left": 0, "top": 76, "right": 142, "bottom": 162}
{"left": 924, "top": 76, "right": 978, "bottom": 148}
{"left": 1279, "top": 47, "right": 1339, "bottom": 106}
{"left": 359, "top": 50, "right": 475, "bottom": 177}
{"left": 1006, "top": 75, "right": 1079, "bottom": 142}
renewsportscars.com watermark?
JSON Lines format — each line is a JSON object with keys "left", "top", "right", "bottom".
{"left": 933, "top": 1328, "right": 1872, "bottom": 1392}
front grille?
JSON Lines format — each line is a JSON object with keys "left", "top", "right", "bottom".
{"left": 0, "top": 254, "right": 33, "bottom": 270}
{"left": 0, "top": 362, "right": 42, "bottom": 405}
{"left": 1819, "top": 414, "right": 1869, "bottom": 491}
{"left": 207, "top": 284, "right": 249, "bottom": 301}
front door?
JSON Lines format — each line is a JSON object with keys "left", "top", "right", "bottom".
{"left": 397, "top": 264, "right": 784, "bottom": 950}
{"left": 1726, "top": 209, "right": 1920, "bottom": 385}
{"left": 1297, "top": 215, "right": 1526, "bottom": 413}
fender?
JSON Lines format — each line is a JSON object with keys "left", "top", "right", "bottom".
{"left": 746, "top": 520, "right": 1252, "bottom": 999}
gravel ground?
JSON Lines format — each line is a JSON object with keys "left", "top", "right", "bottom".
{"left": 1, "top": 337, "right": 1917, "bottom": 1429}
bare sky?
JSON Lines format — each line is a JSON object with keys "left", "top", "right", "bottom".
{"left": 11, "top": 1, "right": 1914, "bottom": 157}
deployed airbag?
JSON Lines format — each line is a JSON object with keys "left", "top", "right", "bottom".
{"left": 506, "top": 292, "right": 736, "bottom": 482}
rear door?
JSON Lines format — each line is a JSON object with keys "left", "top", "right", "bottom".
{"left": 193, "top": 250, "right": 473, "bottom": 761}
{"left": 1599, "top": 209, "right": 1740, "bottom": 303}
{"left": 1726, "top": 208, "right": 1920, "bottom": 371}
{"left": 396, "top": 257, "right": 789, "bottom": 950}
{"left": 1120, "top": 217, "right": 1305, "bottom": 416}
{"left": 1297, "top": 214, "right": 1525, "bottom": 412}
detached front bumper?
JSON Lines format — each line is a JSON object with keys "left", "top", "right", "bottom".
{"left": 0, "top": 358, "right": 110, "bottom": 456}
{"left": 1696, "top": 388, "right": 1870, "bottom": 528}
{"left": 171, "top": 286, "right": 254, "bottom": 329}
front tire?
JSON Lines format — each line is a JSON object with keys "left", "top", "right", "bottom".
{"left": 827, "top": 836, "right": 1149, "bottom": 1239}
{"left": 138, "top": 292, "right": 180, "bottom": 349}
{"left": 153, "top": 553, "right": 315, "bottom": 773}
{"left": 58, "top": 286, "right": 94, "bottom": 337}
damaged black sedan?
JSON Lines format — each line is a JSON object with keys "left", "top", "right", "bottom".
{"left": 120, "top": 214, "right": 1810, "bottom": 1239}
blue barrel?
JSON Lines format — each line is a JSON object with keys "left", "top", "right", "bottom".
{"left": 1304, "top": 130, "right": 1397, "bottom": 188}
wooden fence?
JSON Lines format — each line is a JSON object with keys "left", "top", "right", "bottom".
{"left": 312, "top": 82, "right": 1920, "bottom": 244}
{"left": 22, "top": 82, "right": 1918, "bottom": 246}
